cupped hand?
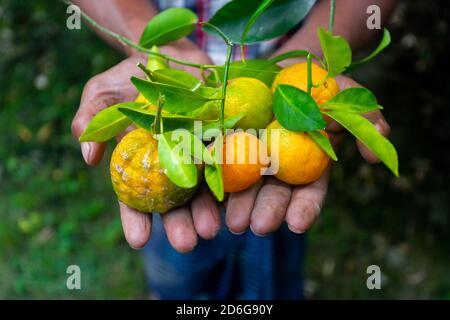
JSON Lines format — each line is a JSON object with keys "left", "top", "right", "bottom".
{"left": 72, "top": 40, "right": 223, "bottom": 252}
{"left": 225, "top": 76, "right": 391, "bottom": 235}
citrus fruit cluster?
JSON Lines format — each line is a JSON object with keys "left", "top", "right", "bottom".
{"left": 110, "top": 62, "right": 337, "bottom": 213}
{"left": 78, "top": 3, "right": 398, "bottom": 218}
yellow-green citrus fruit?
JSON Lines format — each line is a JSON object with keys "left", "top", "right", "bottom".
{"left": 224, "top": 77, "right": 273, "bottom": 130}
{"left": 110, "top": 129, "right": 199, "bottom": 213}
{"left": 190, "top": 100, "right": 221, "bottom": 120}
{"left": 264, "top": 120, "right": 330, "bottom": 185}
{"left": 272, "top": 62, "right": 340, "bottom": 105}
{"left": 219, "top": 132, "right": 268, "bottom": 193}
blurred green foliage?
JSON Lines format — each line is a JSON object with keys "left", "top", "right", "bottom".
{"left": 0, "top": 0, "right": 146, "bottom": 298}
{"left": 0, "top": 0, "right": 449, "bottom": 299}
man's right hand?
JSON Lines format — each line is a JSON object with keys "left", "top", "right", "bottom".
{"left": 72, "top": 42, "right": 222, "bottom": 252}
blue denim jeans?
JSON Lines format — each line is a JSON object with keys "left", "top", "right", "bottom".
{"left": 142, "top": 214, "right": 306, "bottom": 299}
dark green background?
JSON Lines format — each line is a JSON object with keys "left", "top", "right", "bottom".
{"left": 0, "top": 0, "right": 449, "bottom": 299}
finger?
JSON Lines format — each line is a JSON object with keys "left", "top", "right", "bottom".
{"left": 356, "top": 111, "right": 391, "bottom": 163}
{"left": 78, "top": 142, "right": 106, "bottom": 166}
{"left": 335, "top": 75, "right": 362, "bottom": 90}
{"left": 119, "top": 201, "right": 152, "bottom": 249}
{"left": 226, "top": 179, "right": 263, "bottom": 234}
{"left": 191, "top": 186, "right": 221, "bottom": 240}
{"left": 285, "top": 167, "right": 330, "bottom": 233}
{"left": 250, "top": 177, "right": 292, "bottom": 236}
{"left": 328, "top": 132, "right": 345, "bottom": 150}
{"left": 71, "top": 78, "right": 121, "bottom": 165}
{"left": 161, "top": 206, "right": 198, "bottom": 253}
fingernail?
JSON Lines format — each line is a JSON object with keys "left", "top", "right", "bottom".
{"left": 249, "top": 225, "right": 267, "bottom": 237}
{"left": 229, "top": 228, "right": 246, "bottom": 236}
{"left": 288, "top": 224, "right": 305, "bottom": 234}
{"left": 375, "top": 123, "right": 382, "bottom": 133}
{"left": 314, "top": 203, "right": 322, "bottom": 218}
{"left": 81, "top": 142, "right": 91, "bottom": 163}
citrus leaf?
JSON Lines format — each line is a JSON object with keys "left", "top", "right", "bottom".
{"left": 268, "top": 50, "right": 310, "bottom": 64}
{"left": 146, "top": 46, "right": 169, "bottom": 72}
{"left": 205, "top": 164, "right": 224, "bottom": 201}
{"left": 158, "top": 131, "right": 198, "bottom": 188}
{"left": 308, "top": 131, "right": 338, "bottom": 161}
{"left": 204, "top": 0, "right": 316, "bottom": 44}
{"left": 117, "top": 106, "right": 201, "bottom": 132}
{"left": 190, "top": 132, "right": 214, "bottom": 165}
{"left": 324, "top": 110, "right": 399, "bottom": 176}
{"left": 195, "top": 86, "right": 222, "bottom": 99}
{"left": 213, "top": 59, "right": 281, "bottom": 87}
{"left": 202, "top": 112, "right": 246, "bottom": 132}
{"left": 321, "top": 87, "right": 382, "bottom": 113}
{"left": 241, "top": 0, "right": 274, "bottom": 43}
{"left": 117, "top": 106, "right": 243, "bottom": 135}
{"left": 118, "top": 107, "right": 155, "bottom": 130}
{"left": 273, "top": 85, "right": 326, "bottom": 132}
{"left": 346, "top": 28, "right": 391, "bottom": 73}
{"left": 151, "top": 69, "right": 201, "bottom": 91}
{"left": 131, "top": 77, "right": 210, "bottom": 113}
{"left": 139, "top": 8, "right": 198, "bottom": 48}
{"left": 79, "top": 102, "right": 147, "bottom": 142}
{"left": 318, "top": 27, "right": 352, "bottom": 77}
{"left": 204, "top": 142, "right": 224, "bottom": 201}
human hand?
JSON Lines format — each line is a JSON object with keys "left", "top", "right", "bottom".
{"left": 72, "top": 40, "right": 222, "bottom": 252}
{"left": 225, "top": 76, "right": 391, "bottom": 235}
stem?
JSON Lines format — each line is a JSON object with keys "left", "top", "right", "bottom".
{"left": 153, "top": 94, "right": 165, "bottom": 135}
{"left": 200, "top": 22, "right": 233, "bottom": 46}
{"left": 220, "top": 45, "right": 234, "bottom": 133}
{"left": 306, "top": 52, "right": 313, "bottom": 95}
{"left": 328, "top": 0, "right": 336, "bottom": 32}
{"left": 64, "top": 0, "right": 216, "bottom": 70}
{"left": 240, "top": 45, "right": 246, "bottom": 64}
{"left": 137, "top": 62, "right": 153, "bottom": 79}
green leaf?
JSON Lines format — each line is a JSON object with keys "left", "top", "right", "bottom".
{"left": 268, "top": 50, "right": 311, "bottom": 65}
{"left": 346, "top": 28, "right": 391, "bottom": 73}
{"left": 158, "top": 131, "right": 198, "bottom": 188}
{"left": 324, "top": 110, "right": 399, "bottom": 176}
{"left": 318, "top": 27, "right": 352, "bottom": 77}
{"left": 213, "top": 59, "right": 281, "bottom": 87}
{"left": 195, "top": 86, "right": 222, "bottom": 99}
{"left": 204, "top": 0, "right": 316, "bottom": 44}
{"left": 308, "top": 131, "right": 337, "bottom": 161}
{"left": 205, "top": 164, "right": 224, "bottom": 201}
{"left": 151, "top": 69, "right": 201, "bottom": 91}
{"left": 241, "top": 0, "right": 274, "bottom": 43}
{"left": 202, "top": 113, "right": 246, "bottom": 132}
{"left": 188, "top": 132, "right": 214, "bottom": 165}
{"left": 204, "top": 142, "right": 224, "bottom": 201}
{"left": 321, "top": 87, "right": 382, "bottom": 113}
{"left": 139, "top": 8, "right": 198, "bottom": 48}
{"left": 118, "top": 106, "right": 243, "bottom": 134}
{"left": 273, "top": 85, "right": 326, "bottom": 132}
{"left": 117, "top": 106, "right": 201, "bottom": 132}
{"left": 146, "top": 46, "right": 169, "bottom": 72}
{"left": 79, "top": 102, "right": 147, "bottom": 142}
{"left": 131, "top": 77, "right": 210, "bottom": 113}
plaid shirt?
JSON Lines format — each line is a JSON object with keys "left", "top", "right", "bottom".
{"left": 154, "top": 0, "right": 281, "bottom": 64}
